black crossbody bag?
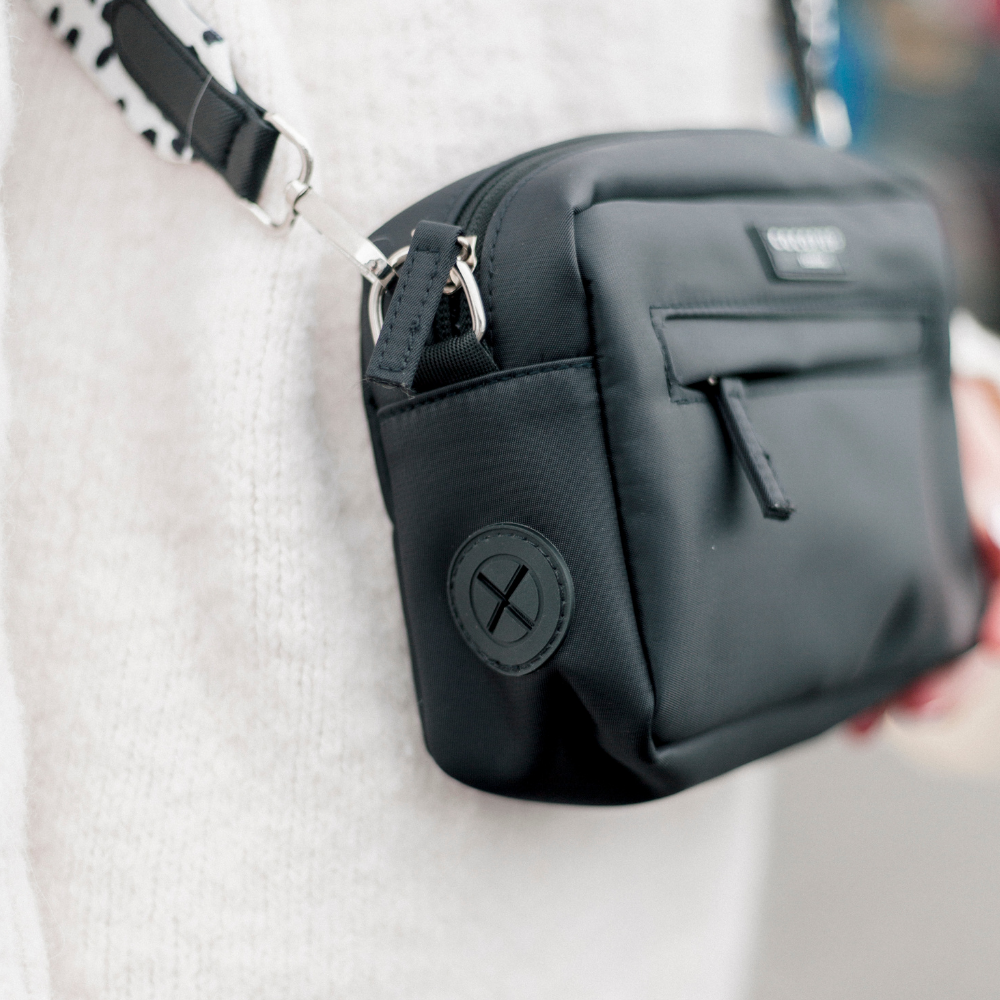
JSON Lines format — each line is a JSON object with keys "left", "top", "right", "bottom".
{"left": 44, "top": 0, "right": 985, "bottom": 804}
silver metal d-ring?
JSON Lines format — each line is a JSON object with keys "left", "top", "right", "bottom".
{"left": 368, "top": 246, "right": 488, "bottom": 345}
{"left": 243, "top": 113, "right": 314, "bottom": 231}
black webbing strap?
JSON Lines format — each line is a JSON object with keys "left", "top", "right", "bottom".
{"left": 413, "top": 330, "right": 498, "bottom": 392}
{"left": 774, "top": 0, "right": 817, "bottom": 133}
{"left": 103, "top": 0, "right": 279, "bottom": 202}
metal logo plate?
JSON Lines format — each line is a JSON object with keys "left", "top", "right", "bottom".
{"left": 755, "top": 225, "right": 848, "bottom": 281}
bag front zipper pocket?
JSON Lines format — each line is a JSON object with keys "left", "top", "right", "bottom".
{"left": 652, "top": 310, "right": 924, "bottom": 522}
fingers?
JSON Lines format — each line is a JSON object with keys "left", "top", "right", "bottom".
{"left": 846, "top": 378, "right": 1000, "bottom": 741}
{"left": 979, "top": 586, "right": 1000, "bottom": 651}
{"left": 845, "top": 654, "right": 991, "bottom": 741}
{"left": 973, "top": 523, "right": 1000, "bottom": 651}
{"left": 952, "top": 377, "right": 1000, "bottom": 533}
{"left": 893, "top": 658, "right": 977, "bottom": 716}
{"left": 955, "top": 378, "right": 1000, "bottom": 649}
{"left": 845, "top": 700, "right": 891, "bottom": 738}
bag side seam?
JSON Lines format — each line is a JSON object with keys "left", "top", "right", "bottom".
{"left": 587, "top": 324, "right": 662, "bottom": 769}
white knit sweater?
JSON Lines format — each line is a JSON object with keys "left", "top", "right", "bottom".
{"left": 0, "top": 2, "right": 776, "bottom": 997}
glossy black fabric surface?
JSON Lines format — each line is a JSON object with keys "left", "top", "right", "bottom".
{"left": 360, "top": 131, "right": 984, "bottom": 804}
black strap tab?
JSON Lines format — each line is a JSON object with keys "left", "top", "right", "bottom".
{"left": 716, "top": 377, "right": 795, "bottom": 521}
{"left": 103, "top": 0, "right": 278, "bottom": 202}
{"left": 366, "top": 221, "right": 465, "bottom": 392}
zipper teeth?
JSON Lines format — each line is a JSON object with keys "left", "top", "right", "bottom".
{"left": 455, "top": 129, "right": 715, "bottom": 252}
{"left": 454, "top": 150, "right": 561, "bottom": 232}
{"left": 454, "top": 134, "right": 621, "bottom": 235}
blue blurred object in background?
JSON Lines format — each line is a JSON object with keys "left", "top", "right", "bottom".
{"left": 780, "top": 0, "right": 1000, "bottom": 326}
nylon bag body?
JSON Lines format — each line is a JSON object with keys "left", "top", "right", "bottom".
{"left": 360, "top": 130, "right": 984, "bottom": 805}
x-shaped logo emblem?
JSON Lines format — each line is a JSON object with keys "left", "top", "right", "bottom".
{"left": 448, "top": 524, "right": 572, "bottom": 674}
{"left": 476, "top": 563, "right": 535, "bottom": 634}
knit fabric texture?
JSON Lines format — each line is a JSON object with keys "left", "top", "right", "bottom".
{"left": 0, "top": 1, "right": 777, "bottom": 997}
{"left": 0, "top": 6, "right": 51, "bottom": 996}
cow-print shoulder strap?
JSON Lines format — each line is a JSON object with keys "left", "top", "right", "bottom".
{"left": 31, "top": 0, "right": 278, "bottom": 204}
{"left": 30, "top": 0, "right": 405, "bottom": 291}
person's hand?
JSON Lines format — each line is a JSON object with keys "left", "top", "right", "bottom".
{"left": 847, "top": 375, "right": 1000, "bottom": 737}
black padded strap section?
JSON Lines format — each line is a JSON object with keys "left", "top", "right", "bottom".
{"left": 366, "top": 221, "right": 465, "bottom": 392}
{"left": 103, "top": 0, "right": 279, "bottom": 202}
{"left": 716, "top": 377, "right": 795, "bottom": 521}
{"left": 413, "top": 330, "right": 498, "bottom": 392}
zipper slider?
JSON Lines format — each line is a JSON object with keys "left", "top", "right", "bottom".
{"left": 708, "top": 377, "right": 795, "bottom": 521}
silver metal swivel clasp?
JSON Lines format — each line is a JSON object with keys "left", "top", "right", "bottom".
{"left": 247, "top": 114, "right": 486, "bottom": 346}
{"left": 245, "top": 113, "right": 396, "bottom": 289}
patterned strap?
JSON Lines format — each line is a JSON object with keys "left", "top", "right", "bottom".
{"left": 31, "top": 0, "right": 278, "bottom": 203}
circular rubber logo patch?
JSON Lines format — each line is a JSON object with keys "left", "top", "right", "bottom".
{"left": 447, "top": 523, "right": 574, "bottom": 676}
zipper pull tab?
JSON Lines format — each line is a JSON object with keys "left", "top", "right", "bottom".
{"left": 710, "top": 377, "right": 795, "bottom": 521}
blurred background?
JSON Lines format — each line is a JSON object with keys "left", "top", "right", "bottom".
{"left": 779, "top": 0, "right": 1000, "bottom": 324}
{"left": 753, "top": 736, "right": 1000, "bottom": 998}
{"left": 753, "top": 3, "right": 1000, "bottom": 996}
